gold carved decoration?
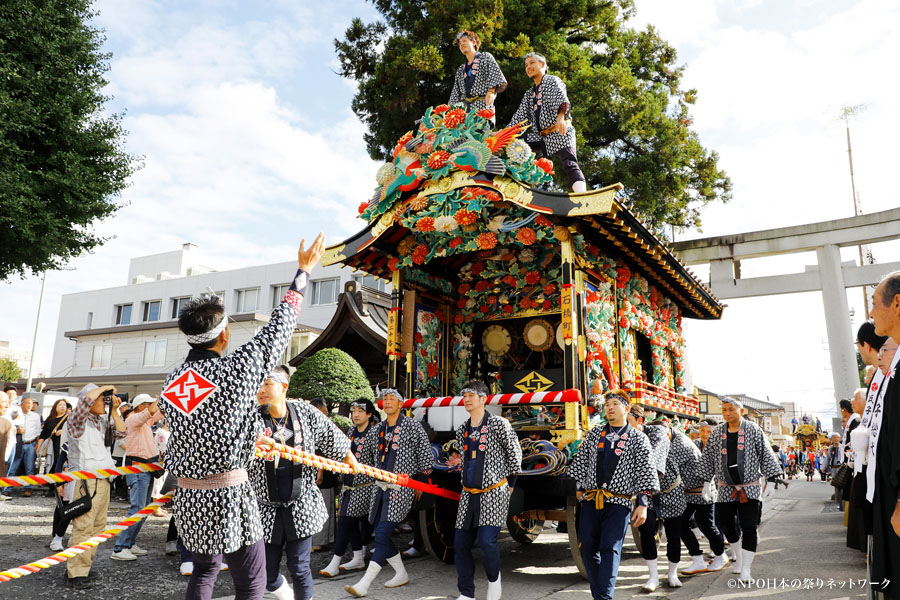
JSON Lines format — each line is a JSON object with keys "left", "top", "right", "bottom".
{"left": 514, "top": 371, "right": 554, "bottom": 393}
{"left": 321, "top": 243, "right": 347, "bottom": 266}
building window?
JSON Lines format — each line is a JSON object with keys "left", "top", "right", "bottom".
{"left": 142, "top": 300, "right": 161, "bottom": 322}
{"left": 699, "top": 401, "right": 708, "bottom": 414}
{"left": 142, "top": 340, "right": 167, "bottom": 367}
{"left": 353, "top": 273, "right": 387, "bottom": 293}
{"left": 272, "top": 284, "right": 291, "bottom": 308}
{"left": 115, "top": 304, "right": 132, "bottom": 325}
{"left": 310, "top": 278, "right": 339, "bottom": 305}
{"left": 91, "top": 344, "right": 112, "bottom": 369}
{"left": 171, "top": 297, "right": 191, "bottom": 319}
{"left": 236, "top": 288, "right": 259, "bottom": 312}
{"left": 86, "top": 312, "right": 93, "bottom": 329}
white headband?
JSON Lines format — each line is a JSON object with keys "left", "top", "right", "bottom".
{"left": 185, "top": 312, "right": 228, "bottom": 345}
{"left": 721, "top": 397, "right": 744, "bottom": 409}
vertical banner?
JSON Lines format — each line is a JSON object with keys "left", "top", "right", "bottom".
{"left": 413, "top": 304, "right": 443, "bottom": 398}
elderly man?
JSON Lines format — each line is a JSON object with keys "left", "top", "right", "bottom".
{"left": 453, "top": 380, "right": 522, "bottom": 600}
{"left": 345, "top": 389, "right": 434, "bottom": 598}
{"left": 868, "top": 271, "right": 900, "bottom": 598}
{"left": 509, "top": 52, "right": 587, "bottom": 193}
{"left": 66, "top": 385, "right": 127, "bottom": 589}
{"left": 698, "top": 397, "right": 783, "bottom": 583}
{"left": 568, "top": 391, "right": 659, "bottom": 600}
{"left": 250, "top": 365, "right": 356, "bottom": 600}
{"left": 4, "top": 397, "right": 41, "bottom": 497}
{"left": 159, "top": 235, "right": 325, "bottom": 600}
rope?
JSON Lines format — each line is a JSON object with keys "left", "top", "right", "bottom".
{"left": 0, "top": 462, "right": 164, "bottom": 488}
{"left": 519, "top": 439, "right": 570, "bottom": 476}
{"left": 0, "top": 492, "right": 174, "bottom": 583}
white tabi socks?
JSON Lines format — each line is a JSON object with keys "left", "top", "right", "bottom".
{"left": 340, "top": 549, "right": 366, "bottom": 571}
{"left": 270, "top": 578, "right": 293, "bottom": 600}
{"left": 730, "top": 543, "right": 743, "bottom": 574}
{"left": 667, "top": 561, "right": 683, "bottom": 588}
{"left": 641, "top": 558, "right": 659, "bottom": 592}
{"left": 739, "top": 550, "right": 755, "bottom": 583}
{"left": 680, "top": 554, "right": 709, "bottom": 575}
{"left": 572, "top": 180, "right": 587, "bottom": 193}
{"left": 707, "top": 552, "right": 730, "bottom": 572}
{"left": 487, "top": 573, "right": 502, "bottom": 600}
{"left": 320, "top": 554, "right": 342, "bottom": 577}
{"left": 384, "top": 553, "right": 409, "bottom": 588}
{"left": 345, "top": 562, "right": 381, "bottom": 597}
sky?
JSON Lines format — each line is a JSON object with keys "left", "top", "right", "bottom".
{"left": 1, "top": 0, "right": 898, "bottom": 426}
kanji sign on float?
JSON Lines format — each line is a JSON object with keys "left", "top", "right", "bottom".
{"left": 162, "top": 369, "right": 217, "bottom": 415}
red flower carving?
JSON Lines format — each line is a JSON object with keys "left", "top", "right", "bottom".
{"left": 502, "top": 274, "right": 516, "bottom": 286}
{"left": 535, "top": 157, "right": 554, "bottom": 174}
{"left": 457, "top": 298, "right": 467, "bottom": 309}
{"left": 358, "top": 201, "right": 369, "bottom": 215}
{"left": 535, "top": 215, "right": 552, "bottom": 227}
{"left": 471, "top": 262, "right": 485, "bottom": 276}
{"left": 486, "top": 295, "right": 498, "bottom": 305}
{"left": 417, "top": 216, "right": 435, "bottom": 232}
{"left": 477, "top": 108, "right": 495, "bottom": 119}
{"left": 449, "top": 237, "right": 464, "bottom": 249}
{"left": 521, "top": 297, "right": 532, "bottom": 309}
{"left": 388, "top": 257, "right": 400, "bottom": 271}
{"left": 479, "top": 305, "right": 490, "bottom": 313}
{"left": 434, "top": 104, "right": 451, "bottom": 114}
{"left": 458, "top": 283, "right": 471, "bottom": 294}
{"left": 412, "top": 245, "right": 428, "bottom": 265}
{"left": 455, "top": 209, "right": 477, "bottom": 226}
{"left": 525, "top": 271, "right": 540, "bottom": 285}
{"left": 427, "top": 362, "right": 439, "bottom": 377}
{"left": 516, "top": 227, "right": 537, "bottom": 245}
{"left": 503, "top": 305, "right": 514, "bottom": 314}
{"left": 443, "top": 108, "right": 466, "bottom": 128}
{"left": 427, "top": 150, "right": 451, "bottom": 169}
{"left": 543, "top": 283, "right": 557, "bottom": 295}
{"left": 477, "top": 232, "right": 498, "bottom": 249}
{"left": 414, "top": 332, "right": 424, "bottom": 344}
{"left": 397, "top": 131, "right": 413, "bottom": 146}
{"left": 486, "top": 191, "right": 501, "bottom": 202}
{"left": 475, "top": 280, "right": 490, "bottom": 292}
{"left": 542, "top": 299, "right": 553, "bottom": 310}
{"left": 454, "top": 314, "right": 465, "bottom": 324}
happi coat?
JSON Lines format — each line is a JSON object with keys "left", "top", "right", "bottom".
{"left": 249, "top": 400, "right": 351, "bottom": 542}
{"left": 339, "top": 422, "right": 379, "bottom": 518}
{"left": 698, "top": 419, "right": 783, "bottom": 504}
{"left": 871, "top": 351, "right": 900, "bottom": 597}
{"left": 509, "top": 74, "right": 577, "bottom": 156}
{"left": 683, "top": 436, "right": 715, "bottom": 505}
{"left": 160, "top": 285, "right": 303, "bottom": 554}
{"left": 448, "top": 51, "right": 507, "bottom": 114}
{"left": 369, "top": 414, "right": 434, "bottom": 523}
{"left": 454, "top": 413, "right": 523, "bottom": 529}
{"left": 567, "top": 423, "right": 659, "bottom": 509}
{"left": 655, "top": 429, "right": 702, "bottom": 518}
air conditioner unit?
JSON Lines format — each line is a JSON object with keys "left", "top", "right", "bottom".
{"left": 131, "top": 275, "right": 153, "bottom": 284}
{"left": 186, "top": 266, "right": 203, "bottom": 276}
{"left": 157, "top": 272, "right": 173, "bottom": 280}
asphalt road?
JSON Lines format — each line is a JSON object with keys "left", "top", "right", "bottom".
{"left": 0, "top": 478, "right": 867, "bottom": 599}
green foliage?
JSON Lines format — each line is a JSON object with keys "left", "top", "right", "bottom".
{"left": 330, "top": 414, "right": 353, "bottom": 431}
{"left": 335, "top": 0, "right": 731, "bottom": 230}
{"left": 0, "top": 357, "right": 22, "bottom": 384}
{"left": 288, "top": 348, "right": 374, "bottom": 412}
{"left": 0, "top": 0, "right": 140, "bottom": 280}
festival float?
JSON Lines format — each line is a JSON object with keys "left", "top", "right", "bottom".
{"left": 321, "top": 103, "right": 723, "bottom": 575}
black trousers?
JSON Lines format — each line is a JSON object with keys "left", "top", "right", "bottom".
{"left": 680, "top": 502, "right": 725, "bottom": 556}
{"left": 527, "top": 141, "right": 585, "bottom": 186}
{"left": 638, "top": 507, "right": 683, "bottom": 563}
{"left": 715, "top": 500, "right": 761, "bottom": 552}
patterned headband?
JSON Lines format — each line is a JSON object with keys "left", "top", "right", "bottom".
{"left": 185, "top": 312, "right": 228, "bottom": 345}
{"left": 524, "top": 52, "right": 547, "bottom": 65}
{"left": 460, "top": 387, "right": 484, "bottom": 397}
{"left": 604, "top": 393, "right": 631, "bottom": 406}
{"left": 721, "top": 397, "right": 744, "bottom": 409}
{"left": 378, "top": 388, "right": 403, "bottom": 402}
{"left": 267, "top": 370, "right": 289, "bottom": 385}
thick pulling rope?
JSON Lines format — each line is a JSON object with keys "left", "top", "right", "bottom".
{"left": 385, "top": 388, "right": 583, "bottom": 409}
{"left": 0, "top": 462, "right": 164, "bottom": 488}
{"left": 257, "top": 442, "right": 461, "bottom": 501}
{"left": 0, "top": 492, "right": 174, "bottom": 583}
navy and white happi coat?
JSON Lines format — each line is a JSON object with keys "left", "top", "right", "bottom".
{"left": 160, "top": 288, "right": 304, "bottom": 555}
{"left": 655, "top": 429, "right": 700, "bottom": 519}
{"left": 369, "top": 414, "right": 434, "bottom": 524}
{"left": 448, "top": 51, "right": 507, "bottom": 114}
{"left": 454, "top": 413, "right": 522, "bottom": 529}
{"left": 699, "top": 420, "right": 783, "bottom": 503}
{"left": 509, "top": 74, "right": 577, "bottom": 156}
{"left": 682, "top": 437, "right": 715, "bottom": 505}
{"left": 339, "top": 423, "right": 379, "bottom": 518}
{"left": 248, "top": 401, "right": 351, "bottom": 542}
{"left": 567, "top": 423, "right": 660, "bottom": 509}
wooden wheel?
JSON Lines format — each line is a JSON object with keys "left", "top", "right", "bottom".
{"left": 506, "top": 516, "right": 544, "bottom": 544}
{"left": 419, "top": 499, "right": 456, "bottom": 564}
{"left": 566, "top": 495, "right": 587, "bottom": 579}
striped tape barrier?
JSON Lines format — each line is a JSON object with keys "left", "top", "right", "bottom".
{"left": 382, "top": 388, "right": 583, "bottom": 410}
{"left": 257, "top": 442, "right": 461, "bottom": 502}
{"left": 0, "top": 462, "right": 164, "bottom": 489}
{"left": 0, "top": 492, "right": 174, "bottom": 583}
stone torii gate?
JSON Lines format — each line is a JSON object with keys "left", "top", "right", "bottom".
{"left": 672, "top": 208, "right": 900, "bottom": 408}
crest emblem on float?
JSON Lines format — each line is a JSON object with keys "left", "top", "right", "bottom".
{"left": 162, "top": 369, "right": 217, "bottom": 415}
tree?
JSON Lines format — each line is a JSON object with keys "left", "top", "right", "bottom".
{"left": 0, "top": 0, "right": 139, "bottom": 280}
{"left": 288, "top": 348, "right": 374, "bottom": 415}
{"left": 335, "top": 0, "right": 731, "bottom": 231}
{"left": 0, "top": 357, "right": 23, "bottom": 384}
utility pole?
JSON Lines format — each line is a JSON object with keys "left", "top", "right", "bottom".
{"left": 26, "top": 271, "right": 47, "bottom": 393}
{"left": 838, "top": 104, "right": 871, "bottom": 317}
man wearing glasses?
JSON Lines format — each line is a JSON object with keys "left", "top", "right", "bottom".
{"left": 567, "top": 390, "right": 659, "bottom": 600}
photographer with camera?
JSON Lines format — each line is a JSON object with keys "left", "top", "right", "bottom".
{"left": 65, "top": 384, "right": 126, "bottom": 589}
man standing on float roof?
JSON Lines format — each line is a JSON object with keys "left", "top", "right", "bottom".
{"left": 345, "top": 388, "right": 433, "bottom": 598}
{"left": 448, "top": 30, "right": 507, "bottom": 122}
{"left": 567, "top": 390, "right": 659, "bottom": 600}
{"left": 697, "top": 396, "right": 783, "bottom": 584}
{"left": 159, "top": 235, "right": 326, "bottom": 600}
{"left": 509, "top": 52, "right": 587, "bottom": 193}
{"left": 453, "top": 380, "right": 522, "bottom": 600}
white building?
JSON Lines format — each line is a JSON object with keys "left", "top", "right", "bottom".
{"left": 39, "top": 243, "right": 387, "bottom": 397}
{"left": 0, "top": 341, "right": 38, "bottom": 379}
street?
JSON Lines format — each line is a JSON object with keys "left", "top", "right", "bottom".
{"left": 0, "top": 478, "right": 867, "bottom": 599}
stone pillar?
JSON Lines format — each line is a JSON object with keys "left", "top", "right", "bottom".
{"left": 816, "top": 244, "right": 859, "bottom": 410}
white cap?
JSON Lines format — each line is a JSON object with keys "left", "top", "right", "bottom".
{"left": 131, "top": 394, "right": 155, "bottom": 409}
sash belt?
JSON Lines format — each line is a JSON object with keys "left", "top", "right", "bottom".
{"left": 342, "top": 481, "right": 374, "bottom": 496}
{"left": 178, "top": 468, "right": 248, "bottom": 491}
{"left": 582, "top": 488, "right": 631, "bottom": 510}
{"left": 463, "top": 477, "right": 507, "bottom": 495}
{"left": 660, "top": 475, "right": 682, "bottom": 495}
{"left": 376, "top": 480, "right": 402, "bottom": 492}
{"left": 719, "top": 478, "right": 761, "bottom": 503}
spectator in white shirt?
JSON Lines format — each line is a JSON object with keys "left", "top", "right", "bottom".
{"left": 3, "top": 397, "right": 41, "bottom": 497}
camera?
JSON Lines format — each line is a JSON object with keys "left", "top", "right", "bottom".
{"left": 102, "top": 389, "right": 129, "bottom": 405}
